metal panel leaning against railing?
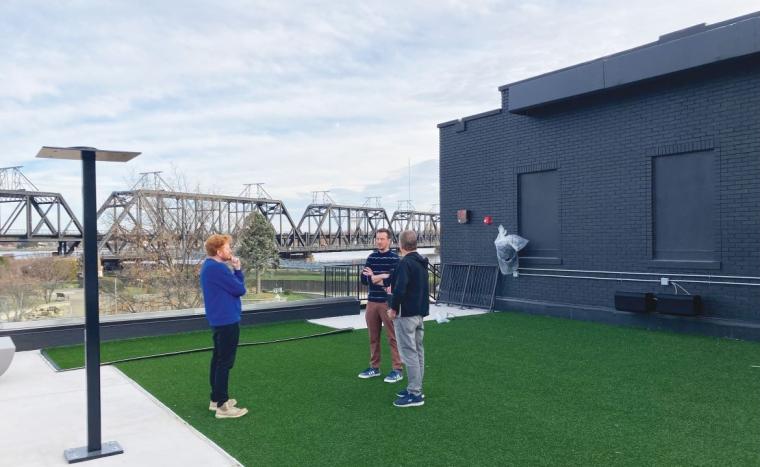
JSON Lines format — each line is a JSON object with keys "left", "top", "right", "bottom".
{"left": 436, "top": 263, "right": 499, "bottom": 311}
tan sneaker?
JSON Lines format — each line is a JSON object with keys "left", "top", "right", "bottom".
{"left": 215, "top": 400, "right": 248, "bottom": 419}
{"left": 209, "top": 398, "right": 237, "bottom": 411}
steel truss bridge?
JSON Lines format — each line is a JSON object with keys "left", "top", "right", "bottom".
{"left": 295, "top": 203, "right": 438, "bottom": 252}
{"left": 97, "top": 189, "right": 304, "bottom": 260}
{"left": 0, "top": 167, "right": 82, "bottom": 255}
{"left": 0, "top": 169, "right": 440, "bottom": 259}
{"left": 389, "top": 209, "right": 440, "bottom": 246}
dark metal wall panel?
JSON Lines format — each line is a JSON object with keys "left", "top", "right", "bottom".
{"left": 653, "top": 150, "right": 717, "bottom": 261}
{"left": 518, "top": 170, "right": 560, "bottom": 258}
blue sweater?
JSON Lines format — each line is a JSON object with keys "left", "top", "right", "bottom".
{"left": 361, "top": 250, "right": 400, "bottom": 303}
{"left": 200, "top": 258, "right": 247, "bottom": 327}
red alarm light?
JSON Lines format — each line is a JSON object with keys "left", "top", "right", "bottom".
{"left": 483, "top": 215, "right": 493, "bottom": 225}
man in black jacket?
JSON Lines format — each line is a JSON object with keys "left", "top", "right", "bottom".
{"left": 388, "top": 230, "right": 429, "bottom": 407}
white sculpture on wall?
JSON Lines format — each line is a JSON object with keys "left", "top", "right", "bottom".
{"left": 494, "top": 225, "right": 528, "bottom": 275}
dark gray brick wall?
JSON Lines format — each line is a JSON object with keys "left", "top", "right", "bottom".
{"left": 440, "top": 56, "right": 760, "bottom": 322}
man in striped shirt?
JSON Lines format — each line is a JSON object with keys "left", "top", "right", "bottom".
{"left": 358, "top": 228, "right": 403, "bottom": 383}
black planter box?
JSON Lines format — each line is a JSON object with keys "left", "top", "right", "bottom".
{"left": 614, "top": 291, "right": 655, "bottom": 313}
{"left": 655, "top": 294, "right": 702, "bottom": 316}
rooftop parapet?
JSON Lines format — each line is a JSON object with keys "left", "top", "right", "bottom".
{"left": 499, "top": 11, "right": 760, "bottom": 113}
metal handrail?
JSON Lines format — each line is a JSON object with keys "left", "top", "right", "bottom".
{"left": 323, "top": 263, "right": 441, "bottom": 302}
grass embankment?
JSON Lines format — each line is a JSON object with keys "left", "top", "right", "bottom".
{"left": 45, "top": 313, "right": 760, "bottom": 466}
{"left": 242, "top": 291, "right": 320, "bottom": 302}
{"left": 261, "top": 269, "right": 323, "bottom": 281}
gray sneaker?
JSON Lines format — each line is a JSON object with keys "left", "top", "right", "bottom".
{"left": 215, "top": 400, "right": 248, "bottom": 419}
{"left": 209, "top": 398, "right": 237, "bottom": 411}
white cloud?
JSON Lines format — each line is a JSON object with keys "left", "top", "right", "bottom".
{"left": 0, "top": 0, "right": 757, "bottom": 221}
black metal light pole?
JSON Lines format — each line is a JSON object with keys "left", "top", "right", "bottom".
{"left": 37, "top": 146, "right": 140, "bottom": 464}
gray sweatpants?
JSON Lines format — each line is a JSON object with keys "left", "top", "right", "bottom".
{"left": 395, "top": 315, "right": 425, "bottom": 396}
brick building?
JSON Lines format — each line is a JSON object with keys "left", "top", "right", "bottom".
{"left": 438, "top": 12, "right": 760, "bottom": 338}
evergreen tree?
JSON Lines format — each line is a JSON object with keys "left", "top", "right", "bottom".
{"left": 236, "top": 212, "right": 280, "bottom": 293}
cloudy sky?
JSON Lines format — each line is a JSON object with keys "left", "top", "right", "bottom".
{"left": 1, "top": 1, "right": 757, "bottom": 218}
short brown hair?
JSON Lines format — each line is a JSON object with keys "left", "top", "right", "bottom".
{"left": 205, "top": 234, "right": 232, "bottom": 257}
{"left": 375, "top": 228, "right": 392, "bottom": 239}
{"left": 399, "top": 230, "right": 417, "bottom": 251}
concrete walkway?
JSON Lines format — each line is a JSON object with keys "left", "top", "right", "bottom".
{"left": 0, "top": 351, "right": 241, "bottom": 466}
{"left": 309, "top": 303, "right": 487, "bottom": 329}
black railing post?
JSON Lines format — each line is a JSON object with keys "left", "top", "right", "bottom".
{"left": 355, "top": 264, "right": 361, "bottom": 301}
{"left": 459, "top": 265, "right": 471, "bottom": 308}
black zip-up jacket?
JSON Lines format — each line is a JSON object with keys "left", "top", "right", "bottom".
{"left": 390, "top": 251, "right": 430, "bottom": 317}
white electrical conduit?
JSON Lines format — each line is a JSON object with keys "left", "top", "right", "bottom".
{"left": 517, "top": 273, "right": 760, "bottom": 287}
{"left": 520, "top": 267, "right": 760, "bottom": 280}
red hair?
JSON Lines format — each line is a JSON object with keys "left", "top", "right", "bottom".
{"left": 205, "top": 234, "right": 232, "bottom": 257}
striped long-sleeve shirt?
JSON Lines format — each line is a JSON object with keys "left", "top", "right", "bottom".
{"left": 360, "top": 250, "right": 400, "bottom": 303}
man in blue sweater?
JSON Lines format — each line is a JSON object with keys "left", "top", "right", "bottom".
{"left": 389, "top": 230, "right": 429, "bottom": 407}
{"left": 358, "top": 228, "right": 403, "bottom": 383}
{"left": 200, "top": 234, "right": 248, "bottom": 419}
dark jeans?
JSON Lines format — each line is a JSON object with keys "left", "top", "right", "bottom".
{"left": 210, "top": 322, "right": 240, "bottom": 407}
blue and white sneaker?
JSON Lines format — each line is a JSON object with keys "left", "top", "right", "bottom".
{"left": 383, "top": 369, "right": 403, "bottom": 383}
{"left": 393, "top": 393, "right": 425, "bottom": 407}
{"left": 395, "top": 389, "right": 425, "bottom": 399}
{"left": 358, "top": 367, "right": 381, "bottom": 379}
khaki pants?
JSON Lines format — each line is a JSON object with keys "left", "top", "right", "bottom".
{"left": 365, "top": 301, "right": 402, "bottom": 370}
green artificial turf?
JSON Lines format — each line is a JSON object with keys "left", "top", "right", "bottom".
{"left": 46, "top": 312, "right": 760, "bottom": 466}
{"left": 44, "top": 320, "right": 330, "bottom": 370}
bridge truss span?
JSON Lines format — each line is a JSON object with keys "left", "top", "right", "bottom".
{"left": 97, "top": 189, "right": 304, "bottom": 259}
{"left": 294, "top": 203, "right": 393, "bottom": 253}
{"left": 0, "top": 189, "right": 83, "bottom": 254}
{"left": 390, "top": 210, "right": 440, "bottom": 247}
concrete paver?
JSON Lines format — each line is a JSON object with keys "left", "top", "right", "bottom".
{"left": 0, "top": 351, "right": 241, "bottom": 467}
{"left": 309, "top": 303, "right": 487, "bottom": 329}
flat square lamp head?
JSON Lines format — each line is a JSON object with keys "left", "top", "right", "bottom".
{"left": 36, "top": 146, "right": 140, "bottom": 162}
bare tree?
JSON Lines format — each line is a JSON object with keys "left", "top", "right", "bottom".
{"left": 0, "top": 258, "right": 44, "bottom": 321}
{"left": 26, "top": 256, "right": 78, "bottom": 303}
{"left": 110, "top": 258, "right": 203, "bottom": 313}
{"left": 107, "top": 171, "right": 208, "bottom": 313}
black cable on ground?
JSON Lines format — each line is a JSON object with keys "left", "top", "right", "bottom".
{"left": 45, "top": 327, "right": 354, "bottom": 372}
